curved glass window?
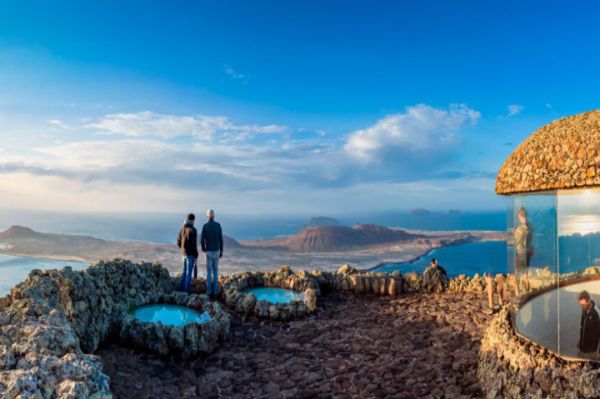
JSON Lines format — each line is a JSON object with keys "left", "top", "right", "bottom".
{"left": 511, "top": 188, "right": 600, "bottom": 361}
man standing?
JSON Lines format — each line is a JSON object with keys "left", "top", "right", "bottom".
{"left": 514, "top": 206, "right": 533, "bottom": 295}
{"left": 201, "top": 208, "right": 223, "bottom": 299}
{"left": 176, "top": 213, "right": 198, "bottom": 294}
{"left": 577, "top": 290, "right": 600, "bottom": 360}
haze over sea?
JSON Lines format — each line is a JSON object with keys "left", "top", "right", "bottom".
{"left": 0, "top": 209, "right": 506, "bottom": 243}
{"left": 0, "top": 208, "right": 508, "bottom": 295}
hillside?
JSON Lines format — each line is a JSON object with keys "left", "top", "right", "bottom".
{"left": 0, "top": 224, "right": 506, "bottom": 275}
{"left": 0, "top": 225, "right": 242, "bottom": 262}
{"left": 246, "top": 224, "right": 422, "bottom": 252}
{"left": 306, "top": 217, "right": 341, "bottom": 227}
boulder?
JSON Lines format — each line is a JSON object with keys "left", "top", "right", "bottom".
{"left": 304, "top": 288, "right": 318, "bottom": 313}
{"left": 422, "top": 265, "right": 449, "bottom": 293}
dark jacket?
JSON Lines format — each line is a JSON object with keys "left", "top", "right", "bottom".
{"left": 580, "top": 301, "right": 600, "bottom": 353}
{"left": 201, "top": 220, "right": 223, "bottom": 253}
{"left": 177, "top": 223, "right": 199, "bottom": 257}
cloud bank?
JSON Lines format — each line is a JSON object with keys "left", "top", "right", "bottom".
{"left": 0, "top": 104, "right": 498, "bottom": 212}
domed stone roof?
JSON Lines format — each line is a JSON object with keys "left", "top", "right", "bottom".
{"left": 496, "top": 110, "right": 600, "bottom": 195}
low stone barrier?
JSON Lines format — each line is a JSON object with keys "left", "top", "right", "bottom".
{"left": 331, "top": 263, "right": 491, "bottom": 296}
{"left": 119, "top": 292, "right": 230, "bottom": 358}
{"left": 221, "top": 266, "right": 319, "bottom": 320}
{"left": 477, "top": 305, "right": 600, "bottom": 398}
{"left": 0, "top": 259, "right": 226, "bottom": 399}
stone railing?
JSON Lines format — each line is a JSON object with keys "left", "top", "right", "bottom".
{"left": 221, "top": 266, "right": 319, "bottom": 320}
{"left": 478, "top": 305, "right": 600, "bottom": 398}
{"left": 0, "top": 259, "right": 227, "bottom": 399}
{"left": 119, "top": 291, "right": 230, "bottom": 358}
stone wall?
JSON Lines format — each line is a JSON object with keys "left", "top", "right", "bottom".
{"left": 496, "top": 109, "right": 600, "bottom": 194}
{"left": 119, "top": 291, "right": 230, "bottom": 358}
{"left": 0, "top": 259, "right": 188, "bottom": 399}
{"left": 478, "top": 305, "right": 600, "bottom": 399}
{"left": 221, "top": 266, "right": 319, "bottom": 320}
{"left": 2, "top": 257, "right": 570, "bottom": 398}
{"left": 330, "top": 264, "right": 491, "bottom": 296}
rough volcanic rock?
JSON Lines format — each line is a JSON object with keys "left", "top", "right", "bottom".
{"left": 99, "top": 291, "right": 492, "bottom": 399}
{"left": 496, "top": 110, "right": 600, "bottom": 194}
{"left": 422, "top": 264, "right": 449, "bottom": 293}
{"left": 0, "top": 259, "right": 215, "bottom": 398}
{"left": 221, "top": 266, "right": 320, "bottom": 320}
{"left": 478, "top": 304, "right": 600, "bottom": 398}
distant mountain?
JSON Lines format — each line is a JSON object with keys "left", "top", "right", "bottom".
{"left": 410, "top": 208, "right": 432, "bottom": 216}
{"left": 278, "top": 224, "right": 419, "bottom": 252}
{"left": 306, "top": 217, "right": 341, "bottom": 227}
{"left": 0, "top": 225, "right": 243, "bottom": 259}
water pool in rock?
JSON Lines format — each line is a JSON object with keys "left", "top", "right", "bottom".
{"left": 244, "top": 287, "right": 304, "bottom": 304}
{"left": 132, "top": 304, "right": 210, "bottom": 327}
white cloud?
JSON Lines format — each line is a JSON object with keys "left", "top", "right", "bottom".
{"left": 86, "top": 111, "right": 286, "bottom": 140}
{"left": 507, "top": 104, "right": 524, "bottom": 117}
{"left": 35, "top": 139, "right": 176, "bottom": 169}
{"left": 48, "top": 119, "right": 69, "bottom": 129}
{"left": 0, "top": 104, "right": 501, "bottom": 213}
{"left": 224, "top": 65, "right": 247, "bottom": 81}
{"left": 344, "top": 104, "right": 480, "bottom": 163}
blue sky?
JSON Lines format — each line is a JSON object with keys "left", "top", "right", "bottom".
{"left": 1, "top": 1, "right": 599, "bottom": 214}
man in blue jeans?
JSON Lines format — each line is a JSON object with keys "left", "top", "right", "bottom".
{"left": 176, "top": 213, "right": 198, "bottom": 293}
{"left": 201, "top": 208, "right": 223, "bottom": 300}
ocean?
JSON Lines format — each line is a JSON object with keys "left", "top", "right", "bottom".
{"left": 371, "top": 241, "right": 507, "bottom": 277}
{"left": 0, "top": 209, "right": 507, "bottom": 242}
{"left": 0, "top": 254, "right": 87, "bottom": 296}
{"left": 0, "top": 209, "right": 509, "bottom": 293}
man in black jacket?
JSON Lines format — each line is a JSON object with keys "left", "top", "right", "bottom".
{"left": 176, "top": 213, "right": 198, "bottom": 293}
{"left": 578, "top": 290, "right": 600, "bottom": 359}
{"left": 201, "top": 208, "right": 223, "bottom": 299}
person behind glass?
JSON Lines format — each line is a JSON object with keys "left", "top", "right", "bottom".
{"left": 577, "top": 290, "right": 600, "bottom": 360}
{"left": 201, "top": 208, "right": 223, "bottom": 300}
{"left": 176, "top": 213, "right": 198, "bottom": 294}
{"left": 514, "top": 206, "right": 533, "bottom": 295}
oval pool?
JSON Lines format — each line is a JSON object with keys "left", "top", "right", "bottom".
{"left": 132, "top": 304, "right": 210, "bottom": 327}
{"left": 244, "top": 287, "right": 304, "bottom": 304}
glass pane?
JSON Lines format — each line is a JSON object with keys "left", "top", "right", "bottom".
{"left": 558, "top": 188, "right": 600, "bottom": 360}
{"left": 511, "top": 192, "right": 559, "bottom": 355}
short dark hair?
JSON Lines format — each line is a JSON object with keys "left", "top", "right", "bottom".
{"left": 579, "top": 290, "right": 591, "bottom": 301}
{"left": 186, "top": 213, "right": 195, "bottom": 221}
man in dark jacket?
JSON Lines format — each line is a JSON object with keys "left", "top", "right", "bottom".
{"left": 578, "top": 290, "right": 600, "bottom": 359}
{"left": 201, "top": 208, "right": 223, "bottom": 299}
{"left": 176, "top": 213, "right": 198, "bottom": 293}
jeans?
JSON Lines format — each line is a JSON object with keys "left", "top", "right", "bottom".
{"left": 206, "top": 251, "right": 220, "bottom": 295}
{"left": 179, "top": 255, "right": 196, "bottom": 293}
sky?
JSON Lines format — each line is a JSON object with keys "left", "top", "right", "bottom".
{"left": 1, "top": 0, "right": 600, "bottom": 215}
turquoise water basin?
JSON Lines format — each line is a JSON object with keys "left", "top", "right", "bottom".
{"left": 244, "top": 287, "right": 304, "bottom": 304}
{"left": 132, "top": 304, "right": 210, "bottom": 327}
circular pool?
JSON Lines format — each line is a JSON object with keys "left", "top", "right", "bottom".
{"left": 132, "top": 304, "right": 211, "bottom": 327}
{"left": 243, "top": 287, "right": 304, "bottom": 304}
{"left": 515, "top": 278, "right": 600, "bottom": 359}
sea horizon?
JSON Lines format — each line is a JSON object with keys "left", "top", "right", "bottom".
{"left": 0, "top": 208, "right": 507, "bottom": 243}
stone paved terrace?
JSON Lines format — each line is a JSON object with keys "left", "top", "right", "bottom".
{"left": 98, "top": 291, "right": 491, "bottom": 399}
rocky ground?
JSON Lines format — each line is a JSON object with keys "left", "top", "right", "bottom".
{"left": 98, "top": 291, "right": 492, "bottom": 399}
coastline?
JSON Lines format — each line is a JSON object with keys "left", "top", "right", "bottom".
{"left": 0, "top": 251, "right": 88, "bottom": 264}
{"left": 366, "top": 236, "right": 506, "bottom": 273}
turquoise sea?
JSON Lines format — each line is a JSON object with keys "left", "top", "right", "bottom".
{"left": 371, "top": 241, "right": 508, "bottom": 277}
{"left": 0, "top": 254, "right": 87, "bottom": 296}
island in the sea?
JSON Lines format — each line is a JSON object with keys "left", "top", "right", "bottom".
{"left": 0, "top": 222, "right": 506, "bottom": 275}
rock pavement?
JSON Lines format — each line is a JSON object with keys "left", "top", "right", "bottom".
{"left": 99, "top": 291, "right": 492, "bottom": 399}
